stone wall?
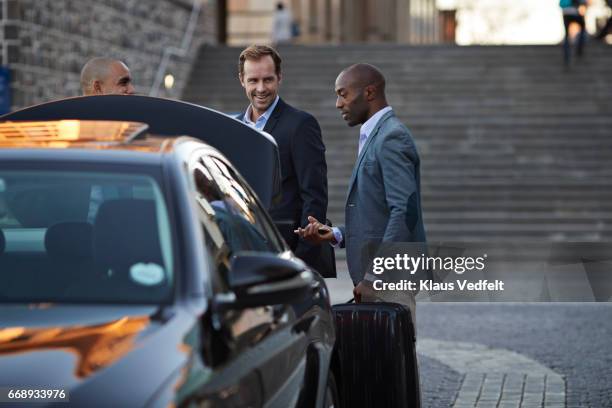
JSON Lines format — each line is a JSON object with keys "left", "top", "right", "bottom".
{"left": 1, "top": 0, "right": 218, "bottom": 110}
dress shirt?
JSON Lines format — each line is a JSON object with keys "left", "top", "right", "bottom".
{"left": 358, "top": 106, "right": 392, "bottom": 155}
{"left": 242, "top": 95, "right": 280, "bottom": 131}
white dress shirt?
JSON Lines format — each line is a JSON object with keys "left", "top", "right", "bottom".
{"left": 358, "top": 106, "right": 392, "bottom": 155}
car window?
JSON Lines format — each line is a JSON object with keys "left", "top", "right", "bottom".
{"left": 0, "top": 170, "right": 174, "bottom": 304}
{"left": 200, "top": 156, "right": 283, "bottom": 254}
{"left": 190, "top": 160, "right": 232, "bottom": 289}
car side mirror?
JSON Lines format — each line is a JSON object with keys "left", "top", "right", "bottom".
{"left": 219, "top": 252, "right": 313, "bottom": 308}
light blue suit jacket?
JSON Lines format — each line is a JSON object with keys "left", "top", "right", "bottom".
{"left": 339, "top": 110, "right": 427, "bottom": 284}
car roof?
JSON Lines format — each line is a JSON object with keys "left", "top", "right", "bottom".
{"left": 1, "top": 95, "right": 281, "bottom": 208}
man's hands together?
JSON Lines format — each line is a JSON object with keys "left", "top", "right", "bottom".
{"left": 295, "top": 216, "right": 375, "bottom": 304}
{"left": 294, "top": 216, "right": 336, "bottom": 244}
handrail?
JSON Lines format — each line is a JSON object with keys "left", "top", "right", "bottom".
{"left": 149, "top": 0, "right": 202, "bottom": 97}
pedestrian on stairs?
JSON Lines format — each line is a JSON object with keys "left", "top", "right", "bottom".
{"left": 560, "top": 0, "right": 588, "bottom": 67}
{"left": 271, "top": 2, "right": 293, "bottom": 45}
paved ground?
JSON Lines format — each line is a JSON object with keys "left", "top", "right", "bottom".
{"left": 326, "top": 273, "right": 612, "bottom": 408}
{"left": 417, "top": 303, "right": 612, "bottom": 408}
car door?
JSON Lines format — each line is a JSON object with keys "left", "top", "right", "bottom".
{"left": 187, "top": 152, "right": 314, "bottom": 407}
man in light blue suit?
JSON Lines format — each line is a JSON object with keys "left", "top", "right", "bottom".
{"left": 296, "top": 63, "right": 426, "bottom": 304}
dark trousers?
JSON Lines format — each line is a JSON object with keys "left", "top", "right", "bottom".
{"left": 596, "top": 16, "right": 612, "bottom": 39}
{"left": 563, "top": 14, "right": 586, "bottom": 65}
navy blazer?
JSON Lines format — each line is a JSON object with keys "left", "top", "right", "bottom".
{"left": 339, "top": 110, "right": 427, "bottom": 284}
{"left": 243, "top": 98, "right": 331, "bottom": 276}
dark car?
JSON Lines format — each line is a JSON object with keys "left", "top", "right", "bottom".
{"left": 0, "top": 117, "right": 337, "bottom": 407}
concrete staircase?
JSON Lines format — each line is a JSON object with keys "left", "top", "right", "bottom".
{"left": 183, "top": 45, "right": 612, "bottom": 263}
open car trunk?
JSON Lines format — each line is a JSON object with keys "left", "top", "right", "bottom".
{"left": 0, "top": 95, "right": 281, "bottom": 208}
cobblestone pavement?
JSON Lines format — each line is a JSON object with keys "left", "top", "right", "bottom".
{"left": 418, "top": 355, "right": 463, "bottom": 408}
{"left": 326, "top": 275, "right": 612, "bottom": 407}
{"left": 418, "top": 338, "right": 566, "bottom": 408}
{"left": 416, "top": 303, "right": 612, "bottom": 408}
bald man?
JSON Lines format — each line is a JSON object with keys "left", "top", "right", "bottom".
{"left": 297, "top": 63, "right": 427, "bottom": 314}
{"left": 80, "top": 57, "right": 135, "bottom": 95}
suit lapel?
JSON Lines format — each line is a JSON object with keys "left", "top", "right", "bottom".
{"left": 238, "top": 107, "right": 248, "bottom": 122}
{"left": 263, "top": 97, "right": 285, "bottom": 134}
{"left": 346, "top": 110, "right": 394, "bottom": 198}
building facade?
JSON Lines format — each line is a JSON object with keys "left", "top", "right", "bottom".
{"left": 0, "top": 0, "right": 219, "bottom": 111}
{"left": 227, "top": 0, "right": 441, "bottom": 45}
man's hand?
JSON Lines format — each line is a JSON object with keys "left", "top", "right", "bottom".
{"left": 294, "top": 216, "right": 335, "bottom": 244}
{"left": 353, "top": 280, "right": 376, "bottom": 303}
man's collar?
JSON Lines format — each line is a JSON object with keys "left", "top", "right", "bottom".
{"left": 244, "top": 95, "right": 280, "bottom": 125}
{"left": 359, "top": 106, "right": 393, "bottom": 138}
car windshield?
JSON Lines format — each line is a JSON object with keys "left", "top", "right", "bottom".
{"left": 0, "top": 169, "right": 174, "bottom": 304}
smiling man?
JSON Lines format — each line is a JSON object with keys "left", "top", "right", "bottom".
{"left": 80, "top": 57, "right": 135, "bottom": 95}
{"left": 238, "top": 45, "right": 333, "bottom": 278}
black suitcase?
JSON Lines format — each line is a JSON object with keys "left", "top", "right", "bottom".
{"left": 332, "top": 302, "right": 420, "bottom": 408}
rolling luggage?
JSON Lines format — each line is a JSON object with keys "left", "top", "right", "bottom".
{"left": 332, "top": 302, "right": 420, "bottom": 408}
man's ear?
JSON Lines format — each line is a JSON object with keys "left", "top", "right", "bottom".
{"left": 277, "top": 72, "right": 282, "bottom": 85}
{"left": 92, "top": 80, "right": 103, "bottom": 94}
{"left": 365, "top": 85, "right": 376, "bottom": 101}
{"left": 239, "top": 73, "right": 245, "bottom": 88}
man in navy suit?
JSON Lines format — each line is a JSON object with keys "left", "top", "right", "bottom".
{"left": 297, "top": 63, "right": 426, "bottom": 308}
{"left": 238, "top": 45, "right": 333, "bottom": 277}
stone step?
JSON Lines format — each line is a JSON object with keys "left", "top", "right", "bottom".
{"left": 327, "top": 206, "right": 612, "bottom": 217}
{"left": 325, "top": 213, "right": 612, "bottom": 223}
{"left": 417, "top": 170, "right": 612, "bottom": 178}
{"left": 323, "top": 121, "right": 612, "bottom": 127}
{"left": 187, "top": 74, "right": 612, "bottom": 85}
{"left": 187, "top": 102, "right": 610, "bottom": 116}
{"left": 330, "top": 187, "right": 612, "bottom": 195}
{"left": 186, "top": 95, "right": 612, "bottom": 107}
{"left": 425, "top": 212, "right": 612, "bottom": 221}
{"left": 404, "top": 223, "right": 611, "bottom": 232}
{"left": 196, "top": 60, "right": 612, "bottom": 70}
{"left": 195, "top": 55, "right": 612, "bottom": 65}
{"left": 198, "top": 46, "right": 612, "bottom": 56}
{"left": 192, "top": 51, "right": 612, "bottom": 61}
{"left": 326, "top": 143, "right": 612, "bottom": 152}
{"left": 328, "top": 171, "right": 612, "bottom": 180}
{"left": 195, "top": 109, "right": 612, "bottom": 125}
{"left": 324, "top": 132, "right": 612, "bottom": 140}
{"left": 326, "top": 153, "right": 612, "bottom": 162}
{"left": 327, "top": 202, "right": 612, "bottom": 213}
{"left": 328, "top": 203, "right": 612, "bottom": 212}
